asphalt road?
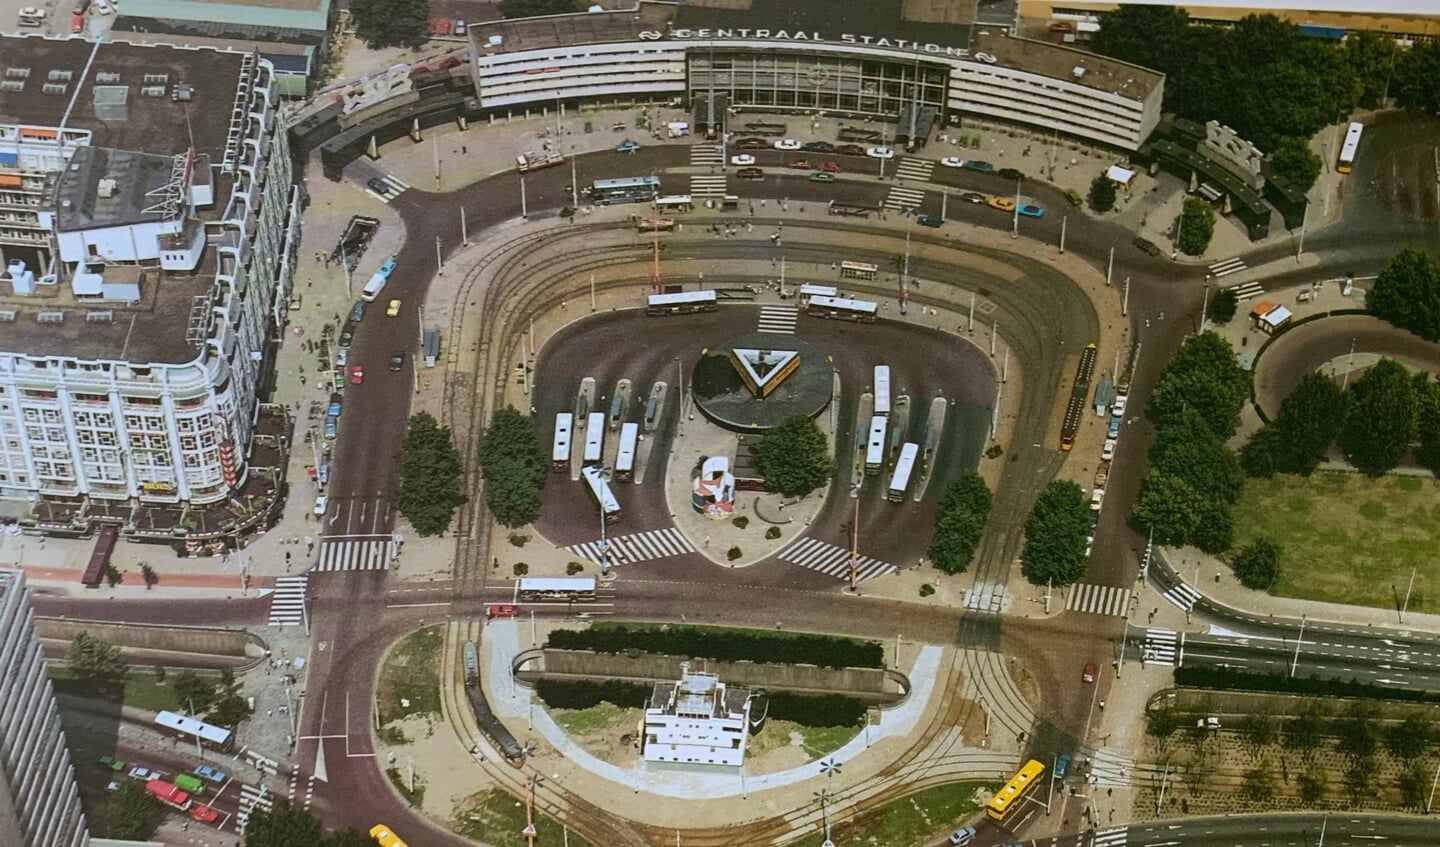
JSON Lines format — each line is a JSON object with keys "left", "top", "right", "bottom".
{"left": 1176, "top": 629, "right": 1440, "bottom": 692}
{"left": 1120, "top": 812, "right": 1439, "bottom": 847}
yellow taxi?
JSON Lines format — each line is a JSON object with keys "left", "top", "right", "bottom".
{"left": 386, "top": 299, "right": 401, "bottom": 317}
{"left": 986, "top": 196, "right": 1016, "bottom": 212}
{"left": 369, "top": 823, "right": 408, "bottom": 847}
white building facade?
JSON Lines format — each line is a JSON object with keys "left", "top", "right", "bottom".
{"left": 643, "top": 666, "right": 752, "bottom": 768}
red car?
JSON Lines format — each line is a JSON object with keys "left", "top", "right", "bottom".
{"left": 818, "top": 161, "right": 842, "bottom": 173}
{"left": 349, "top": 365, "right": 364, "bottom": 385}
{"left": 1082, "top": 662, "right": 1098, "bottom": 683}
{"left": 189, "top": 805, "right": 219, "bottom": 824}
{"left": 487, "top": 604, "right": 518, "bottom": 619}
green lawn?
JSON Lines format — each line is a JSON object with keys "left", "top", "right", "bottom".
{"left": 376, "top": 627, "right": 443, "bottom": 724}
{"left": 831, "top": 781, "right": 996, "bottom": 846}
{"left": 48, "top": 666, "right": 181, "bottom": 713}
{"left": 452, "top": 789, "right": 592, "bottom": 847}
{"left": 552, "top": 702, "right": 633, "bottom": 735}
{"left": 1232, "top": 472, "right": 1440, "bottom": 611}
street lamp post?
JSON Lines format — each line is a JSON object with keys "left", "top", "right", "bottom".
{"left": 1290, "top": 614, "right": 1307, "bottom": 677}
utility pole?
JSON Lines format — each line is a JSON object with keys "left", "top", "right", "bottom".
{"left": 1059, "top": 215, "right": 1067, "bottom": 253}
{"left": 1011, "top": 178, "right": 1021, "bottom": 238}
{"left": 990, "top": 318, "right": 997, "bottom": 357}
{"left": 1105, "top": 246, "right": 1114, "bottom": 287}
{"left": 1401, "top": 567, "right": 1417, "bottom": 623}
{"left": 1122, "top": 276, "right": 1131, "bottom": 316}
{"left": 434, "top": 236, "right": 443, "bottom": 277}
{"left": 1291, "top": 614, "right": 1307, "bottom": 677}
{"left": 590, "top": 273, "right": 596, "bottom": 312}
{"left": 968, "top": 291, "right": 975, "bottom": 332}
{"left": 460, "top": 207, "right": 469, "bottom": 246}
{"left": 848, "top": 497, "right": 860, "bottom": 592}
{"left": 520, "top": 176, "right": 528, "bottom": 219}
{"left": 1341, "top": 337, "right": 1357, "bottom": 390}
{"left": 570, "top": 150, "right": 579, "bottom": 210}
{"left": 1296, "top": 202, "right": 1308, "bottom": 259}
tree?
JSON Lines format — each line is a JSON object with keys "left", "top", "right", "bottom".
{"left": 1149, "top": 407, "right": 1243, "bottom": 504}
{"left": 1333, "top": 701, "right": 1381, "bottom": 760}
{"left": 1393, "top": 38, "right": 1440, "bottom": 115}
{"left": 1338, "top": 358, "right": 1418, "bottom": 476}
{"left": 102, "top": 563, "right": 122, "bottom": 588}
{"left": 1091, "top": 5, "right": 1194, "bottom": 88}
{"left": 1416, "top": 375, "right": 1440, "bottom": 476}
{"left": 755, "top": 415, "right": 833, "bottom": 497}
{"left": 1231, "top": 538, "right": 1280, "bottom": 590}
{"left": 208, "top": 690, "right": 251, "bottom": 729}
{"left": 1238, "top": 708, "right": 1279, "bottom": 751}
{"left": 1297, "top": 765, "right": 1327, "bottom": 804}
{"left": 499, "top": 0, "right": 578, "bottom": 19}
{"left": 395, "top": 412, "right": 466, "bottom": 536}
{"left": 1242, "top": 759, "right": 1277, "bottom": 801}
{"left": 1397, "top": 761, "right": 1430, "bottom": 808}
{"left": 140, "top": 562, "right": 158, "bottom": 590}
{"left": 104, "top": 781, "right": 162, "bottom": 840}
{"left": 326, "top": 830, "right": 381, "bottom": 847}
{"left": 1242, "top": 372, "right": 1346, "bottom": 477}
{"left": 350, "top": 0, "right": 427, "bottom": 49}
{"left": 1087, "top": 172, "right": 1116, "bottom": 212}
{"left": 1368, "top": 247, "right": 1440, "bottom": 342}
{"left": 1267, "top": 136, "right": 1322, "bottom": 193}
{"left": 1177, "top": 197, "right": 1216, "bottom": 256}
{"left": 1147, "top": 332, "right": 1251, "bottom": 439}
{"left": 1283, "top": 703, "right": 1327, "bottom": 758}
{"left": 1344, "top": 755, "right": 1378, "bottom": 801}
{"left": 68, "top": 633, "right": 128, "bottom": 690}
{"left": 927, "top": 473, "right": 992, "bottom": 575}
{"left": 477, "top": 407, "right": 548, "bottom": 528}
{"left": 1344, "top": 31, "right": 1398, "bottom": 109}
{"left": 1207, "top": 288, "right": 1238, "bottom": 324}
{"left": 242, "top": 800, "right": 326, "bottom": 847}
{"left": 1019, "top": 481, "right": 1091, "bottom": 587}
{"left": 1385, "top": 717, "right": 1434, "bottom": 760}
{"left": 172, "top": 670, "right": 216, "bottom": 714}
{"left": 1130, "top": 470, "right": 1232, "bottom": 552}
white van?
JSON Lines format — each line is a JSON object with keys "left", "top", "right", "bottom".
{"left": 361, "top": 258, "right": 396, "bottom": 302}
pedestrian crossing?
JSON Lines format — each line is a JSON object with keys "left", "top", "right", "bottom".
{"left": 1163, "top": 580, "right": 1201, "bottom": 612}
{"left": 235, "top": 783, "right": 274, "bottom": 833}
{"left": 690, "top": 145, "right": 723, "bottom": 166}
{"left": 565, "top": 527, "right": 694, "bottom": 566}
{"left": 1087, "top": 747, "right": 1135, "bottom": 788}
{"left": 689, "top": 174, "right": 728, "bottom": 197}
{"left": 964, "top": 580, "right": 1008, "bottom": 613}
{"left": 1066, "top": 583, "right": 1131, "bottom": 617}
{"left": 286, "top": 764, "right": 315, "bottom": 810}
{"left": 1208, "top": 257, "right": 1248, "bottom": 278}
{"left": 884, "top": 185, "right": 926, "bottom": 212}
{"left": 1143, "top": 627, "right": 1179, "bottom": 666}
{"left": 313, "top": 537, "right": 395, "bottom": 572}
{"left": 893, "top": 158, "right": 935, "bottom": 181}
{"left": 367, "top": 174, "right": 409, "bottom": 203}
{"left": 1092, "top": 826, "right": 1129, "bottom": 847}
{"left": 776, "top": 537, "right": 898, "bottom": 582}
{"left": 758, "top": 305, "right": 798, "bottom": 334}
{"left": 267, "top": 575, "right": 308, "bottom": 627}
{"left": 1225, "top": 280, "right": 1265, "bottom": 301}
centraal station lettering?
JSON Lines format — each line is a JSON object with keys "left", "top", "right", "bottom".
{"left": 667, "top": 27, "right": 976, "bottom": 58}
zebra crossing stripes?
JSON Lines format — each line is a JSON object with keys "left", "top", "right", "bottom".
{"left": 777, "top": 537, "right": 898, "bottom": 582}
{"left": 566, "top": 527, "right": 694, "bottom": 566}
{"left": 689, "top": 174, "right": 728, "bottom": 197}
{"left": 884, "top": 185, "right": 926, "bottom": 212}
{"left": 1143, "top": 627, "right": 1179, "bottom": 666}
{"left": 313, "top": 538, "right": 394, "bottom": 572}
{"left": 1226, "top": 280, "right": 1265, "bottom": 301}
{"left": 758, "top": 305, "right": 798, "bottom": 334}
{"left": 964, "top": 581, "right": 1007, "bottom": 613}
{"left": 689, "top": 145, "right": 723, "bottom": 166}
{"left": 893, "top": 158, "right": 935, "bottom": 181}
{"left": 235, "top": 784, "right": 274, "bottom": 832}
{"left": 267, "top": 575, "right": 308, "bottom": 626}
{"left": 1066, "top": 583, "right": 1131, "bottom": 617}
{"left": 1208, "top": 257, "right": 1248, "bottom": 278}
{"left": 1163, "top": 581, "right": 1202, "bottom": 612}
{"left": 1087, "top": 748, "right": 1134, "bottom": 788}
{"left": 367, "top": 174, "right": 409, "bottom": 203}
{"left": 1092, "top": 826, "right": 1129, "bottom": 847}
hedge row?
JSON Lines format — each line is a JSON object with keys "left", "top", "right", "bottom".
{"left": 546, "top": 625, "right": 885, "bottom": 670}
{"left": 1176, "top": 666, "right": 1440, "bottom": 704}
{"left": 533, "top": 681, "right": 867, "bottom": 728}
{"left": 766, "top": 692, "right": 867, "bottom": 727}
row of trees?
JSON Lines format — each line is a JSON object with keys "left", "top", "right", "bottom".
{"left": 395, "top": 412, "right": 466, "bottom": 536}
{"left": 244, "top": 800, "right": 379, "bottom": 847}
{"left": 477, "top": 406, "right": 548, "bottom": 527}
{"left": 1131, "top": 333, "right": 1251, "bottom": 552}
{"left": 927, "top": 473, "right": 992, "bottom": 575}
{"left": 349, "top": 0, "right": 428, "bottom": 48}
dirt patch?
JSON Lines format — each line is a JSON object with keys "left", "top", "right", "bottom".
{"left": 1375, "top": 144, "right": 1440, "bottom": 221}
{"left": 549, "top": 703, "right": 642, "bottom": 766}
{"left": 1008, "top": 655, "right": 1043, "bottom": 713}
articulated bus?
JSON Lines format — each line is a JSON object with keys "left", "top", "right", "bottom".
{"left": 591, "top": 176, "right": 660, "bottom": 205}
{"left": 864, "top": 416, "right": 888, "bottom": 476}
{"left": 647, "top": 290, "right": 717, "bottom": 315}
{"left": 614, "top": 422, "right": 639, "bottom": 482}
{"left": 656, "top": 194, "right": 693, "bottom": 212}
{"left": 873, "top": 365, "right": 892, "bottom": 417}
{"left": 516, "top": 577, "right": 599, "bottom": 603}
{"left": 798, "top": 284, "right": 837, "bottom": 306}
{"left": 828, "top": 200, "right": 873, "bottom": 218}
{"left": 583, "top": 412, "right": 606, "bottom": 466}
{"left": 987, "top": 759, "right": 1046, "bottom": 822}
{"left": 1337, "top": 122, "right": 1363, "bottom": 174}
{"left": 839, "top": 260, "right": 878, "bottom": 280}
{"left": 806, "top": 295, "right": 878, "bottom": 323}
{"left": 637, "top": 217, "right": 675, "bottom": 232}
{"left": 552, "top": 412, "right": 573, "bottom": 472}
{"left": 154, "top": 710, "right": 234, "bottom": 752}
{"left": 581, "top": 466, "right": 622, "bottom": 523}
{"left": 887, "top": 443, "right": 919, "bottom": 502}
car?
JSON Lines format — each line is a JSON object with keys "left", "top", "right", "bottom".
{"left": 338, "top": 323, "right": 355, "bottom": 348}
{"left": 866, "top": 146, "right": 895, "bottom": 159}
{"left": 787, "top": 159, "right": 811, "bottom": 170}
{"left": 987, "top": 196, "right": 1016, "bottom": 212}
{"left": 349, "top": 365, "right": 365, "bottom": 385}
{"left": 1089, "top": 488, "right": 1104, "bottom": 511}
{"left": 18, "top": 7, "right": 47, "bottom": 26}
{"left": 106, "top": 781, "right": 121, "bottom": 792}
{"left": 949, "top": 826, "right": 977, "bottom": 846}
{"left": 71, "top": 14, "right": 84, "bottom": 33}
{"left": 389, "top": 352, "right": 405, "bottom": 372}
{"left": 1085, "top": 534, "right": 1094, "bottom": 558}
{"left": 808, "top": 172, "right": 836, "bottom": 183}
{"left": 328, "top": 393, "right": 343, "bottom": 418}
{"left": 335, "top": 347, "right": 348, "bottom": 368}
{"left": 958, "top": 191, "right": 987, "bottom": 205}
{"left": 387, "top": 298, "right": 402, "bottom": 317}
{"left": 128, "top": 767, "right": 161, "bottom": 781}
{"left": 454, "top": 20, "right": 467, "bottom": 35}
{"left": 737, "top": 167, "right": 764, "bottom": 180}
{"left": 735, "top": 138, "right": 768, "bottom": 150}
{"left": 773, "top": 138, "right": 802, "bottom": 151}
{"left": 323, "top": 415, "right": 338, "bottom": 440}
{"left": 370, "top": 824, "right": 409, "bottom": 847}
{"left": 1083, "top": 662, "right": 1098, "bottom": 683}
{"left": 1132, "top": 236, "right": 1162, "bottom": 257}
{"left": 802, "top": 141, "right": 836, "bottom": 153}
{"left": 1055, "top": 754, "right": 1072, "bottom": 778}
{"left": 1101, "top": 438, "right": 1116, "bottom": 461}
{"left": 313, "top": 495, "right": 328, "bottom": 516}
{"left": 817, "top": 161, "right": 842, "bottom": 173}
{"left": 93, "top": 0, "right": 113, "bottom": 14}
{"left": 1112, "top": 394, "right": 1128, "bottom": 416}
{"left": 97, "top": 755, "right": 124, "bottom": 772}
{"left": 835, "top": 144, "right": 866, "bottom": 156}
{"left": 192, "top": 765, "right": 227, "bottom": 784}
{"left": 940, "top": 156, "right": 965, "bottom": 168}
{"left": 962, "top": 159, "right": 996, "bottom": 173}
{"left": 1107, "top": 417, "right": 1122, "bottom": 439}
{"left": 916, "top": 214, "right": 944, "bottom": 228}
{"left": 1018, "top": 203, "right": 1045, "bottom": 218}
{"left": 487, "top": 604, "right": 518, "bottom": 619}
{"left": 366, "top": 177, "right": 391, "bottom": 196}
{"left": 614, "top": 139, "right": 641, "bottom": 153}
{"left": 349, "top": 301, "right": 366, "bottom": 322}
{"left": 729, "top": 154, "right": 756, "bottom": 166}
{"left": 189, "top": 805, "right": 220, "bottom": 824}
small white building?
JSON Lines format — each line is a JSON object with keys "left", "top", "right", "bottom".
{"left": 642, "top": 664, "right": 752, "bottom": 768}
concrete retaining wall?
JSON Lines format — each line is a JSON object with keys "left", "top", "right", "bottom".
{"left": 38, "top": 619, "right": 256, "bottom": 658}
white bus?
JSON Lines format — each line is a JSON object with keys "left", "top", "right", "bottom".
{"left": 887, "top": 443, "right": 919, "bottom": 502}
{"left": 839, "top": 260, "right": 878, "bottom": 280}
{"left": 581, "top": 466, "right": 622, "bottom": 523}
{"left": 615, "top": 422, "right": 639, "bottom": 482}
{"left": 656, "top": 194, "right": 693, "bottom": 212}
{"left": 873, "top": 365, "right": 892, "bottom": 417}
{"left": 798, "top": 284, "right": 838, "bottom": 306}
{"left": 551, "top": 413, "right": 573, "bottom": 472}
{"left": 1337, "top": 122, "right": 1363, "bottom": 174}
{"left": 517, "top": 577, "right": 598, "bottom": 602}
{"left": 583, "top": 411, "right": 606, "bottom": 466}
{"left": 647, "top": 290, "right": 718, "bottom": 316}
{"left": 806, "top": 295, "right": 878, "bottom": 323}
{"left": 864, "top": 416, "right": 888, "bottom": 476}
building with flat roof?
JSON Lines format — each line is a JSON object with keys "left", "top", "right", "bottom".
{"left": 466, "top": 0, "right": 1164, "bottom": 151}
{"left": 1021, "top": 1, "right": 1440, "bottom": 41}
{"left": 0, "top": 35, "right": 300, "bottom": 533}
{"left": 0, "top": 568, "right": 91, "bottom": 847}
{"left": 643, "top": 664, "right": 753, "bottom": 768}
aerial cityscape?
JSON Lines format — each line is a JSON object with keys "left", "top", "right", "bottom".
{"left": 1, "top": 0, "right": 1440, "bottom": 846}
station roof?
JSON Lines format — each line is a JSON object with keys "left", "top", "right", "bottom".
{"left": 970, "top": 30, "right": 1162, "bottom": 100}
{"left": 675, "top": 0, "right": 976, "bottom": 46}
{"left": 113, "top": 0, "right": 331, "bottom": 31}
